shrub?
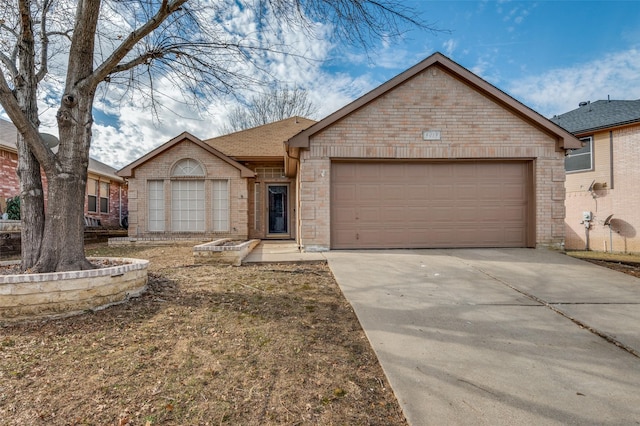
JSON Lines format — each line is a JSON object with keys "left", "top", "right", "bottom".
{"left": 6, "top": 195, "right": 20, "bottom": 220}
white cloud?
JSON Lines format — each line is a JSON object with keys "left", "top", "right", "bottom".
{"left": 508, "top": 48, "right": 640, "bottom": 117}
{"left": 442, "top": 39, "right": 457, "bottom": 58}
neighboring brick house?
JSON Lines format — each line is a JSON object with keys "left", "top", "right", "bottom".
{"left": 0, "top": 118, "right": 127, "bottom": 227}
{"left": 120, "top": 52, "right": 580, "bottom": 250}
{"left": 551, "top": 100, "right": 640, "bottom": 253}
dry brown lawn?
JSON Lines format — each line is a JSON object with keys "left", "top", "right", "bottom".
{"left": 0, "top": 244, "right": 406, "bottom": 425}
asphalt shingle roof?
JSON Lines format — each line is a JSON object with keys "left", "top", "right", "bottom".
{"left": 551, "top": 99, "right": 640, "bottom": 134}
{"left": 204, "top": 116, "right": 316, "bottom": 158}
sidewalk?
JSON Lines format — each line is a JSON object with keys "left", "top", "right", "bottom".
{"left": 242, "top": 240, "right": 326, "bottom": 264}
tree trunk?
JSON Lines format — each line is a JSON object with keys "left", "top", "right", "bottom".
{"left": 12, "top": 0, "right": 46, "bottom": 271}
{"left": 15, "top": 137, "right": 45, "bottom": 270}
{"left": 32, "top": 167, "right": 93, "bottom": 272}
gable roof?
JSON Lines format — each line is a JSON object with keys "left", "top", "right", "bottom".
{"left": 551, "top": 100, "right": 640, "bottom": 134}
{"left": 287, "top": 52, "right": 581, "bottom": 150}
{"left": 117, "top": 131, "right": 254, "bottom": 178}
{"left": 0, "top": 118, "right": 123, "bottom": 182}
{"left": 204, "top": 116, "right": 316, "bottom": 159}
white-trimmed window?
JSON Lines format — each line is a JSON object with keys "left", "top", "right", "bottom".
{"left": 148, "top": 180, "right": 165, "bottom": 232}
{"left": 87, "top": 179, "right": 98, "bottom": 213}
{"left": 171, "top": 180, "right": 205, "bottom": 232}
{"left": 100, "top": 182, "right": 110, "bottom": 214}
{"left": 212, "top": 180, "right": 229, "bottom": 232}
{"left": 565, "top": 136, "right": 593, "bottom": 173}
{"left": 171, "top": 159, "right": 206, "bottom": 232}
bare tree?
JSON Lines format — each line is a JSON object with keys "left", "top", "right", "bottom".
{"left": 0, "top": 0, "right": 431, "bottom": 273}
{"left": 222, "top": 86, "right": 318, "bottom": 133}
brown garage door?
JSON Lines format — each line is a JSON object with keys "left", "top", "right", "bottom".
{"left": 331, "top": 161, "right": 533, "bottom": 249}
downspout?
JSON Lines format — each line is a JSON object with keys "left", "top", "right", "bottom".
{"left": 609, "top": 131, "right": 614, "bottom": 189}
{"left": 284, "top": 141, "right": 302, "bottom": 250}
{"left": 119, "top": 185, "right": 122, "bottom": 227}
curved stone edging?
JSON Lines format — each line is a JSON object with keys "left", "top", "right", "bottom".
{"left": 0, "top": 257, "right": 149, "bottom": 321}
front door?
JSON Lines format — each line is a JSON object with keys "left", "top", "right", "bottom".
{"left": 268, "top": 184, "right": 288, "bottom": 235}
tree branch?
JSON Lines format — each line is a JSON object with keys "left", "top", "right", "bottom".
{"left": 0, "top": 52, "right": 18, "bottom": 77}
{"left": 0, "top": 69, "right": 56, "bottom": 168}
{"left": 90, "top": 0, "right": 188, "bottom": 88}
{"left": 35, "top": 0, "right": 54, "bottom": 83}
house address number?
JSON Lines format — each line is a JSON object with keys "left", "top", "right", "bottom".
{"left": 422, "top": 130, "right": 441, "bottom": 141}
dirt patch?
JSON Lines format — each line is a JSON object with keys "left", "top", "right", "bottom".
{"left": 567, "top": 251, "right": 640, "bottom": 279}
{"left": 0, "top": 244, "right": 405, "bottom": 425}
{"left": 582, "top": 260, "right": 640, "bottom": 279}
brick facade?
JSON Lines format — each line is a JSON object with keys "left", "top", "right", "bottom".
{"left": 565, "top": 124, "right": 640, "bottom": 253}
{"left": 1, "top": 146, "right": 125, "bottom": 227}
{"left": 0, "top": 148, "right": 20, "bottom": 214}
{"left": 83, "top": 173, "right": 128, "bottom": 227}
{"left": 127, "top": 139, "right": 250, "bottom": 239}
{"left": 297, "top": 64, "right": 567, "bottom": 251}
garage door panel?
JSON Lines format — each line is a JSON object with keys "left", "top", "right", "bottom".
{"left": 358, "top": 184, "right": 381, "bottom": 201}
{"left": 431, "top": 184, "right": 455, "bottom": 200}
{"left": 358, "top": 206, "right": 381, "bottom": 222}
{"left": 333, "top": 184, "right": 356, "bottom": 202}
{"left": 457, "top": 184, "right": 481, "bottom": 200}
{"left": 331, "top": 161, "right": 531, "bottom": 249}
{"left": 379, "top": 184, "right": 406, "bottom": 200}
{"left": 430, "top": 164, "right": 454, "bottom": 178}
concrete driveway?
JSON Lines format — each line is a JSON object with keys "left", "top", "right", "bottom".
{"left": 324, "top": 248, "right": 640, "bottom": 426}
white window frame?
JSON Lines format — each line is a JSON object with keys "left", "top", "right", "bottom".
{"left": 148, "top": 180, "right": 165, "bottom": 232}
{"left": 565, "top": 136, "right": 593, "bottom": 173}
{"left": 99, "top": 181, "right": 110, "bottom": 214}
{"left": 212, "top": 179, "right": 230, "bottom": 232}
{"left": 87, "top": 178, "right": 98, "bottom": 213}
{"left": 171, "top": 180, "right": 205, "bottom": 232}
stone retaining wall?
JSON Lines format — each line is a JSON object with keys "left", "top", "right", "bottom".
{"left": 0, "top": 257, "right": 149, "bottom": 321}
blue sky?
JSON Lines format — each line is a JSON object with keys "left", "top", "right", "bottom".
{"left": 333, "top": 0, "right": 640, "bottom": 117}
{"left": 2, "top": 0, "right": 640, "bottom": 168}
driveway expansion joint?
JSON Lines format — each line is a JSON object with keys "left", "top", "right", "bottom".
{"left": 469, "top": 265, "right": 640, "bottom": 359}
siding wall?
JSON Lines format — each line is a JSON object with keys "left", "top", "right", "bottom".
{"left": 565, "top": 124, "right": 640, "bottom": 253}
{"left": 127, "top": 139, "right": 249, "bottom": 239}
{"left": 298, "top": 64, "right": 566, "bottom": 251}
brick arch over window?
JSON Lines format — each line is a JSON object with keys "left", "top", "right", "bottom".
{"left": 171, "top": 158, "right": 205, "bottom": 177}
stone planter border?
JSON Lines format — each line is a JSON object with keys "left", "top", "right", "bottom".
{"left": 109, "top": 237, "right": 210, "bottom": 247}
{"left": 0, "top": 257, "right": 149, "bottom": 321}
{"left": 0, "top": 219, "right": 21, "bottom": 232}
{"left": 193, "top": 239, "right": 260, "bottom": 266}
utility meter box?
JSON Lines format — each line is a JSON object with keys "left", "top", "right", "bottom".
{"left": 582, "top": 211, "right": 593, "bottom": 221}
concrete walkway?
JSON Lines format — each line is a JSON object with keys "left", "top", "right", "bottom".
{"left": 324, "top": 248, "right": 640, "bottom": 426}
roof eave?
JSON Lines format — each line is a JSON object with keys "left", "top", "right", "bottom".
{"left": 117, "top": 132, "right": 255, "bottom": 178}
{"left": 287, "top": 52, "right": 582, "bottom": 151}
{"left": 572, "top": 118, "right": 640, "bottom": 137}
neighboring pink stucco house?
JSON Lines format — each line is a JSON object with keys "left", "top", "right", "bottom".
{"left": 118, "top": 52, "right": 580, "bottom": 250}
{"left": 552, "top": 99, "right": 640, "bottom": 253}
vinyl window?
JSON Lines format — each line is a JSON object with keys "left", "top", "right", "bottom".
{"left": 99, "top": 182, "right": 110, "bottom": 214}
{"left": 87, "top": 179, "right": 98, "bottom": 213}
{"left": 565, "top": 137, "right": 593, "bottom": 173}
{"left": 212, "top": 180, "right": 229, "bottom": 232}
{"left": 148, "top": 180, "right": 165, "bottom": 232}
